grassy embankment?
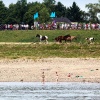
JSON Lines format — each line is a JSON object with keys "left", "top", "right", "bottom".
{"left": 0, "top": 30, "right": 100, "bottom": 59}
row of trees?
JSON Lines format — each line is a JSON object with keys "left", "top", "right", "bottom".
{"left": 0, "top": 0, "right": 100, "bottom": 25}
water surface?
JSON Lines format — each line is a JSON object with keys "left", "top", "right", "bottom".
{"left": 0, "top": 82, "right": 100, "bottom": 100}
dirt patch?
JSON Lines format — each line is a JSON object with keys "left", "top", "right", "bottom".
{"left": 0, "top": 58, "right": 100, "bottom": 83}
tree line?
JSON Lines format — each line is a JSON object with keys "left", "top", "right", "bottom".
{"left": 0, "top": 0, "right": 100, "bottom": 25}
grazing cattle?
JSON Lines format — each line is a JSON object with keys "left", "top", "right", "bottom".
{"left": 64, "top": 36, "right": 77, "bottom": 42}
{"left": 55, "top": 36, "right": 64, "bottom": 43}
{"left": 85, "top": 37, "right": 94, "bottom": 43}
{"left": 55, "top": 34, "right": 71, "bottom": 43}
{"left": 71, "top": 36, "right": 77, "bottom": 41}
{"left": 36, "top": 34, "right": 48, "bottom": 43}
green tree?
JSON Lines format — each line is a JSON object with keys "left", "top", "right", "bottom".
{"left": 43, "top": 0, "right": 56, "bottom": 5}
{"left": 39, "top": 6, "right": 50, "bottom": 23}
{"left": 43, "top": 0, "right": 56, "bottom": 14}
{"left": 5, "top": 4, "right": 19, "bottom": 24}
{"left": 23, "top": 2, "right": 40, "bottom": 24}
{"left": 15, "top": 0, "right": 27, "bottom": 23}
{"left": 24, "top": 2, "right": 50, "bottom": 24}
{"left": 55, "top": 2, "right": 67, "bottom": 17}
{"left": 66, "top": 2, "right": 83, "bottom": 22}
{"left": 81, "top": 11, "right": 90, "bottom": 22}
{"left": 0, "top": 1, "right": 7, "bottom": 24}
{"left": 86, "top": 0, "right": 100, "bottom": 23}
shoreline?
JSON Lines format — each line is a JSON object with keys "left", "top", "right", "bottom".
{"left": 0, "top": 58, "right": 100, "bottom": 83}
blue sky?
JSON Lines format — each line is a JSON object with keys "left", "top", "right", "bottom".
{"left": 2, "top": 0, "right": 99, "bottom": 12}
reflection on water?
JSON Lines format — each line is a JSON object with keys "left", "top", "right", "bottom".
{"left": 0, "top": 82, "right": 100, "bottom": 100}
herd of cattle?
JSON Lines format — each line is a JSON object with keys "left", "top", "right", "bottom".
{"left": 36, "top": 34, "right": 94, "bottom": 44}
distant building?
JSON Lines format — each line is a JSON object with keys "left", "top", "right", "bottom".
{"left": 52, "top": 17, "right": 71, "bottom": 24}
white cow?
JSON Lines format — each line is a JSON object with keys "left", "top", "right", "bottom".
{"left": 86, "top": 37, "right": 94, "bottom": 43}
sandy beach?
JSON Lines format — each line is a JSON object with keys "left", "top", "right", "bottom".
{"left": 0, "top": 58, "right": 100, "bottom": 83}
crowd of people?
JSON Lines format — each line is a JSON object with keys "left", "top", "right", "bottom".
{"left": 37, "top": 22, "right": 100, "bottom": 30}
{"left": 0, "top": 22, "right": 100, "bottom": 30}
{"left": 0, "top": 24, "right": 29, "bottom": 30}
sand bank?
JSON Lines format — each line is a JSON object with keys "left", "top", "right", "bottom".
{"left": 0, "top": 58, "right": 100, "bottom": 83}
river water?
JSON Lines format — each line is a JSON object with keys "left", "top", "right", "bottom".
{"left": 0, "top": 82, "right": 100, "bottom": 100}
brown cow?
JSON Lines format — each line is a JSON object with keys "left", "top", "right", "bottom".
{"left": 55, "top": 34, "right": 71, "bottom": 43}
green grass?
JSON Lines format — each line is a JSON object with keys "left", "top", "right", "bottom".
{"left": 0, "top": 30, "right": 100, "bottom": 43}
{"left": 0, "top": 43, "right": 100, "bottom": 59}
{"left": 0, "top": 30, "right": 100, "bottom": 59}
